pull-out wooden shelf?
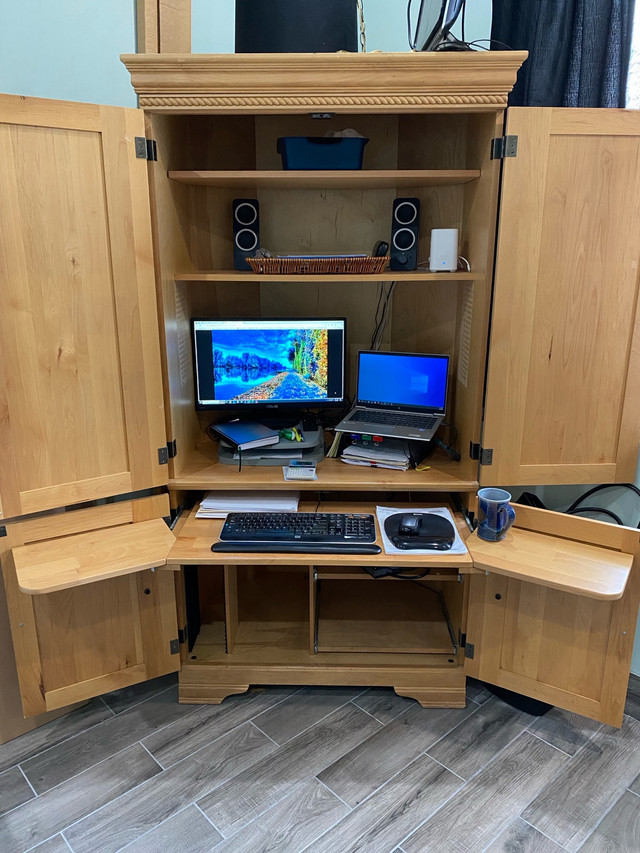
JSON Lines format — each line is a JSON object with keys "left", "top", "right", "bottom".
{"left": 466, "top": 528, "right": 633, "bottom": 600}
{"left": 167, "top": 501, "right": 474, "bottom": 570}
{"left": 13, "top": 518, "right": 177, "bottom": 595}
{"left": 169, "top": 443, "right": 478, "bottom": 493}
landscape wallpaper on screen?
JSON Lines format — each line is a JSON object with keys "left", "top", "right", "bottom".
{"left": 211, "top": 328, "right": 328, "bottom": 401}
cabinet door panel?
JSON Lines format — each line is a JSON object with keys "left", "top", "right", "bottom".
{"left": 0, "top": 95, "right": 167, "bottom": 519}
{"left": 1, "top": 497, "right": 179, "bottom": 717}
{"left": 466, "top": 506, "right": 640, "bottom": 727}
{"left": 482, "top": 108, "right": 640, "bottom": 486}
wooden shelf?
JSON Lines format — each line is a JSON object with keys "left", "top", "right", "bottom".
{"left": 175, "top": 269, "right": 479, "bottom": 283}
{"left": 317, "top": 580, "right": 454, "bottom": 654}
{"left": 169, "top": 442, "right": 478, "bottom": 493}
{"left": 13, "top": 519, "right": 177, "bottom": 595}
{"left": 466, "top": 528, "right": 633, "bottom": 600}
{"left": 168, "top": 169, "right": 481, "bottom": 190}
{"left": 168, "top": 501, "right": 475, "bottom": 570}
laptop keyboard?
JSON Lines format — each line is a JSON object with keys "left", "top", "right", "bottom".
{"left": 347, "top": 411, "right": 438, "bottom": 429}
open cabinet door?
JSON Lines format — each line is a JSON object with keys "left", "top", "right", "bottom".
{"left": 465, "top": 505, "right": 640, "bottom": 727}
{"left": 482, "top": 108, "right": 640, "bottom": 486}
{"left": 2, "top": 495, "right": 180, "bottom": 717}
{"left": 0, "top": 94, "right": 167, "bottom": 519}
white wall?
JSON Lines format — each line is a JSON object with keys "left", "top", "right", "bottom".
{"left": 1, "top": 1, "right": 492, "bottom": 106}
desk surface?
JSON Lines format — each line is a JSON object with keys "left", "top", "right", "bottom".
{"left": 167, "top": 500, "right": 475, "bottom": 569}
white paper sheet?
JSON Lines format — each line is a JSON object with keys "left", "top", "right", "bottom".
{"left": 376, "top": 506, "right": 468, "bottom": 556}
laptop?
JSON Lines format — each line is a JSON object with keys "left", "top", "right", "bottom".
{"left": 334, "top": 351, "right": 449, "bottom": 441}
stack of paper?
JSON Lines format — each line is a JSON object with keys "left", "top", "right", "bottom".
{"left": 196, "top": 490, "right": 300, "bottom": 519}
{"left": 341, "top": 438, "right": 410, "bottom": 471}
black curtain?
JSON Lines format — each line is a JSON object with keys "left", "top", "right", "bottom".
{"left": 491, "top": 0, "right": 635, "bottom": 107}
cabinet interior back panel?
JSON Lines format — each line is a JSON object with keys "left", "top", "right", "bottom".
{"left": 0, "top": 124, "right": 129, "bottom": 496}
{"left": 522, "top": 134, "right": 640, "bottom": 466}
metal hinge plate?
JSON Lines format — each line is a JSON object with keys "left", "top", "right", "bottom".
{"left": 167, "top": 439, "right": 177, "bottom": 459}
{"left": 464, "top": 642, "right": 475, "bottom": 660}
{"left": 490, "top": 135, "right": 518, "bottom": 160}
{"left": 0, "top": 525, "right": 6, "bottom": 538}
{"left": 158, "top": 446, "right": 169, "bottom": 465}
{"left": 177, "top": 627, "right": 186, "bottom": 645}
{"left": 170, "top": 638, "right": 180, "bottom": 655}
{"left": 469, "top": 442, "right": 493, "bottom": 465}
{"left": 135, "top": 137, "right": 158, "bottom": 161}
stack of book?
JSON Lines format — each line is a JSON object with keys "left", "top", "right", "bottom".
{"left": 195, "top": 490, "right": 300, "bottom": 519}
{"left": 340, "top": 438, "right": 410, "bottom": 471}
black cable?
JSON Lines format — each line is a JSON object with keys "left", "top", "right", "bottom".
{"left": 566, "top": 507, "right": 625, "bottom": 525}
{"left": 466, "top": 38, "right": 514, "bottom": 51}
{"left": 461, "top": 0, "right": 466, "bottom": 43}
{"left": 566, "top": 483, "right": 640, "bottom": 513}
{"left": 407, "top": 0, "right": 414, "bottom": 50}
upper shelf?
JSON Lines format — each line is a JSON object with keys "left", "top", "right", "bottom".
{"left": 168, "top": 170, "right": 481, "bottom": 190}
{"left": 175, "top": 270, "right": 480, "bottom": 283}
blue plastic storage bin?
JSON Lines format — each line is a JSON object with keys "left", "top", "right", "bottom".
{"left": 277, "top": 136, "right": 368, "bottom": 170}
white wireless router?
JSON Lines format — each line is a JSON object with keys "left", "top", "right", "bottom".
{"left": 429, "top": 228, "right": 459, "bottom": 272}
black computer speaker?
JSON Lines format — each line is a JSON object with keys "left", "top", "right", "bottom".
{"left": 390, "top": 197, "right": 420, "bottom": 272}
{"left": 233, "top": 199, "right": 260, "bottom": 270}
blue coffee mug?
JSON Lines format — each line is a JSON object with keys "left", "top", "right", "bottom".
{"left": 477, "top": 488, "right": 516, "bottom": 541}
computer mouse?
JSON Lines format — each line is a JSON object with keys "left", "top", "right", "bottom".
{"left": 398, "top": 514, "right": 421, "bottom": 536}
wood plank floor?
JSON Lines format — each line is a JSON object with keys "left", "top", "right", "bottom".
{"left": 1, "top": 674, "right": 640, "bottom": 853}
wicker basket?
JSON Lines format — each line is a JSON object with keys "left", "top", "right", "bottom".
{"left": 246, "top": 256, "right": 390, "bottom": 275}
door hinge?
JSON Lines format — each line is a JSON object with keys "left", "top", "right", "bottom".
{"left": 178, "top": 627, "right": 186, "bottom": 644}
{"left": 169, "top": 638, "right": 180, "bottom": 655}
{"left": 0, "top": 525, "right": 6, "bottom": 538}
{"left": 167, "top": 439, "right": 177, "bottom": 459}
{"left": 469, "top": 442, "right": 493, "bottom": 465}
{"left": 464, "top": 642, "right": 475, "bottom": 660}
{"left": 459, "top": 632, "right": 466, "bottom": 647}
{"left": 158, "top": 446, "right": 169, "bottom": 465}
{"left": 490, "top": 135, "right": 518, "bottom": 160}
{"left": 135, "top": 137, "right": 158, "bottom": 161}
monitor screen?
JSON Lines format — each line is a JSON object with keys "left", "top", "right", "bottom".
{"left": 192, "top": 318, "right": 346, "bottom": 410}
{"left": 411, "top": 0, "right": 464, "bottom": 52}
{"left": 357, "top": 351, "right": 448, "bottom": 412}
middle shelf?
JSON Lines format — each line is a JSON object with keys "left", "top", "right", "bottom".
{"left": 167, "top": 169, "right": 482, "bottom": 190}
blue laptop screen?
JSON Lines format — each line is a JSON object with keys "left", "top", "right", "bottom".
{"left": 357, "top": 352, "right": 448, "bottom": 412}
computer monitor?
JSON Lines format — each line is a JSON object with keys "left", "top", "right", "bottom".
{"left": 410, "top": 0, "right": 465, "bottom": 52}
{"left": 192, "top": 318, "right": 346, "bottom": 413}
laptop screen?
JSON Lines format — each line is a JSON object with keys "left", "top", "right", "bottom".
{"left": 357, "top": 351, "right": 449, "bottom": 413}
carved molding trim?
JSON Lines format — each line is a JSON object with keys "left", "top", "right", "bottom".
{"left": 139, "top": 94, "right": 507, "bottom": 109}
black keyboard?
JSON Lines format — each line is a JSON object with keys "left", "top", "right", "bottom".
{"left": 211, "top": 511, "right": 381, "bottom": 555}
{"left": 347, "top": 411, "right": 438, "bottom": 429}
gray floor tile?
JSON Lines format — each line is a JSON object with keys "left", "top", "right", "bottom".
{"left": 65, "top": 722, "right": 275, "bottom": 853}
{"left": 142, "top": 685, "right": 296, "bottom": 767}
{"left": 351, "top": 688, "right": 417, "bottom": 724}
{"left": 198, "top": 704, "right": 381, "bottom": 837}
{"left": 251, "top": 686, "right": 360, "bottom": 744}
{"left": 0, "top": 765, "right": 34, "bottom": 816}
{"left": 305, "top": 754, "right": 462, "bottom": 853}
{"left": 0, "top": 744, "right": 160, "bottom": 853}
{"left": 523, "top": 714, "right": 640, "bottom": 852}
{"left": 578, "top": 790, "right": 640, "bottom": 853}
{"left": 466, "top": 677, "right": 493, "bottom": 705}
{"left": 30, "top": 837, "right": 72, "bottom": 853}
{"left": 528, "top": 707, "right": 602, "bottom": 756}
{"left": 115, "top": 804, "right": 222, "bottom": 853}
{"left": 427, "top": 696, "right": 536, "bottom": 780}
{"left": 22, "top": 686, "right": 197, "bottom": 793}
{"left": 484, "top": 818, "right": 565, "bottom": 852}
{"left": 625, "top": 673, "right": 640, "bottom": 721}
{"left": 100, "top": 673, "right": 178, "bottom": 715}
{"left": 402, "top": 733, "right": 567, "bottom": 853}
{"left": 212, "top": 779, "right": 349, "bottom": 853}
{"left": 0, "top": 699, "right": 113, "bottom": 774}
{"left": 318, "top": 703, "right": 473, "bottom": 807}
